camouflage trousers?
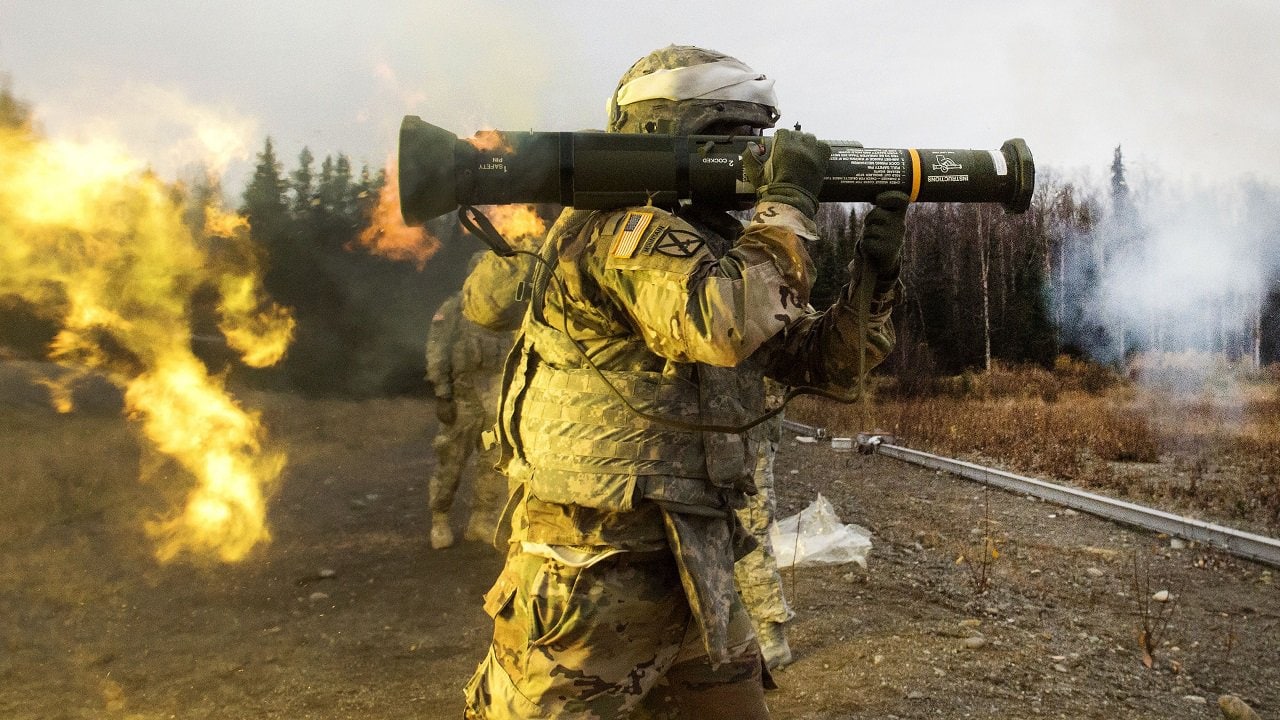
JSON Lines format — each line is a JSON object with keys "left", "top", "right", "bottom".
{"left": 464, "top": 549, "right": 769, "bottom": 719}
{"left": 733, "top": 437, "right": 793, "bottom": 628}
{"left": 429, "top": 384, "right": 507, "bottom": 539}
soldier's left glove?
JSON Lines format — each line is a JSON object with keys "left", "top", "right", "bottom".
{"left": 742, "top": 129, "right": 830, "bottom": 218}
{"left": 435, "top": 396, "right": 457, "bottom": 425}
{"left": 859, "top": 190, "right": 910, "bottom": 278}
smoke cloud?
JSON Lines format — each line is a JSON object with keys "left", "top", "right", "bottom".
{"left": 1061, "top": 171, "right": 1280, "bottom": 399}
{"left": 44, "top": 82, "right": 258, "bottom": 181}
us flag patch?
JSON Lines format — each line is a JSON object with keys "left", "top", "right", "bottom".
{"left": 610, "top": 211, "right": 653, "bottom": 259}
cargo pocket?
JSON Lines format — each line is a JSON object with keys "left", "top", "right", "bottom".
{"left": 528, "top": 558, "right": 591, "bottom": 648}
{"left": 463, "top": 645, "right": 545, "bottom": 719}
{"left": 487, "top": 554, "right": 588, "bottom": 653}
{"left": 483, "top": 560, "right": 549, "bottom": 708}
{"left": 487, "top": 563, "right": 530, "bottom": 664}
{"left": 482, "top": 570, "right": 518, "bottom": 619}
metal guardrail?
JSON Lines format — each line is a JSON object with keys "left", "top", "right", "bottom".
{"left": 869, "top": 441, "right": 1280, "bottom": 570}
{"left": 781, "top": 419, "right": 827, "bottom": 439}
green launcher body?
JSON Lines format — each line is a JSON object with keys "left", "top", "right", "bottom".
{"left": 398, "top": 116, "right": 1035, "bottom": 226}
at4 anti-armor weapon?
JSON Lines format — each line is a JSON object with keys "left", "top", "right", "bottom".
{"left": 398, "top": 116, "right": 1035, "bottom": 226}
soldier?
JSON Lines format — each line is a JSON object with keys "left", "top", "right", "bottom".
{"left": 461, "top": 45, "right": 907, "bottom": 717}
{"left": 735, "top": 379, "right": 793, "bottom": 671}
{"left": 424, "top": 251, "right": 514, "bottom": 550}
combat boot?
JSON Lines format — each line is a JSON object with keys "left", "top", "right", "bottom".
{"left": 431, "top": 511, "right": 455, "bottom": 549}
{"left": 464, "top": 511, "right": 499, "bottom": 544}
{"left": 757, "top": 621, "right": 792, "bottom": 669}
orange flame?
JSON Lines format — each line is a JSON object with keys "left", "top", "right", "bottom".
{"left": 0, "top": 123, "right": 293, "bottom": 563}
{"left": 481, "top": 205, "right": 547, "bottom": 250}
{"left": 350, "top": 155, "right": 439, "bottom": 270}
{"left": 207, "top": 206, "right": 294, "bottom": 368}
{"left": 467, "top": 129, "right": 513, "bottom": 153}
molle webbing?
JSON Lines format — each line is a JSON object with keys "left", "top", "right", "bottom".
{"left": 511, "top": 208, "right": 743, "bottom": 514}
{"left": 520, "top": 362, "right": 706, "bottom": 478}
{"left": 518, "top": 359, "right": 737, "bottom": 514}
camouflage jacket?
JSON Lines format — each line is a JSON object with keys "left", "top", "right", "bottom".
{"left": 467, "top": 201, "right": 899, "bottom": 663}
{"left": 425, "top": 292, "right": 513, "bottom": 400}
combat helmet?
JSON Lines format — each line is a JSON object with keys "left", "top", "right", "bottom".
{"left": 607, "top": 45, "right": 780, "bottom": 135}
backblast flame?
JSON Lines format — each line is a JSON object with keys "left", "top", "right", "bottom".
{"left": 467, "top": 126, "right": 540, "bottom": 246}
{"left": 467, "top": 129, "right": 513, "bottom": 154}
{"left": 0, "top": 123, "right": 294, "bottom": 563}
{"left": 483, "top": 205, "right": 546, "bottom": 249}
{"left": 350, "top": 155, "right": 439, "bottom": 270}
{"left": 204, "top": 206, "right": 294, "bottom": 368}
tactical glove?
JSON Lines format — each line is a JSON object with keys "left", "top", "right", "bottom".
{"left": 859, "top": 191, "right": 910, "bottom": 277}
{"left": 435, "top": 396, "right": 457, "bottom": 425}
{"left": 742, "top": 129, "right": 830, "bottom": 218}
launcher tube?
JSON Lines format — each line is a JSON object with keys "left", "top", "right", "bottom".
{"left": 398, "top": 116, "right": 1035, "bottom": 225}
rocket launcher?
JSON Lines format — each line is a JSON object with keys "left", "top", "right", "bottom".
{"left": 398, "top": 115, "right": 1035, "bottom": 227}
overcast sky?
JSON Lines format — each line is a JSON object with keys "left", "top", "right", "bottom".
{"left": 2, "top": 1, "right": 1278, "bottom": 197}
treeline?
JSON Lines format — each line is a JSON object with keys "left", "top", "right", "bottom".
{"left": 807, "top": 149, "right": 1280, "bottom": 385}
{"left": 238, "top": 138, "right": 1280, "bottom": 397}
{"left": 808, "top": 190, "right": 1061, "bottom": 379}
{"left": 0, "top": 74, "right": 484, "bottom": 397}
{"left": 5, "top": 67, "right": 1278, "bottom": 398}
{"left": 235, "top": 139, "right": 482, "bottom": 396}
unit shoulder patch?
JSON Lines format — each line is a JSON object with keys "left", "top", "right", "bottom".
{"left": 648, "top": 228, "right": 705, "bottom": 258}
{"left": 601, "top": 207, "right": 709, "bottom": 271}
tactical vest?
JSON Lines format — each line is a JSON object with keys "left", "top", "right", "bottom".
{"left": 497, "top": 210, "right": 760, "bottom": 517}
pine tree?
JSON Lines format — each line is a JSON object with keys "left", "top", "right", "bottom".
{"left": 290, "top": 147, "right": 315, "bottom": 217}
{"left": 1105, "top": 144, "right": 1141, "bottom": 363}
{"left": 1108, "top": 146, "right": 1127, "bottom": 361}
{"left": 1110, "top": 145, "right": 1131, "bottom": 214}
{"left": 240, "top": 137, "right": 289, "bottom": 235}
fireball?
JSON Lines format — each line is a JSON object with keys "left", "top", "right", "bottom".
{"left": 349, "top": 155, "right": 439, "bottom": 270}
{"left": 0, "top": 122, "right": 294, "bottom": 563}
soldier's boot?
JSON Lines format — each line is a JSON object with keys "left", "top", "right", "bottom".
{"left": 464, "top": 510, "right": 500, "bottom": 544}
{"left": 757, "top": 621, "right": 792, "bottom": 670}
{"left": 430, "top": 511, "right": 455, "bottom": 549}
{"left": 1219, "top": 695, "right": 1262, "bottom": 720}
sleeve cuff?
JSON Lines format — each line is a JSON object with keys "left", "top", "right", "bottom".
{"left": 748, "top": 201, "right": 819, "bottom": 242}
{"left": 868, "top": 278, "right": 905, "bottom": 320}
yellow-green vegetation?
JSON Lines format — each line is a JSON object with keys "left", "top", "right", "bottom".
{"left": 790, "top": 354, "right": 1280, "bottom": 531}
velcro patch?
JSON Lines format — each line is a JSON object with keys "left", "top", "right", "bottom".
{"left": 647, "top": 228, "right": 705, "bottom": 258}
{"left": 610, "top": 211, "right": 654, "bottom": 259}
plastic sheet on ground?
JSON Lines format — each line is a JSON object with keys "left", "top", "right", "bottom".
{"left": 770, "top": 494, "right": 873, "bottom": 568}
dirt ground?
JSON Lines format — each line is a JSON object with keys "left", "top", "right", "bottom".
{"left": 1, "top": 365, "right": 1277, "bottom": 719}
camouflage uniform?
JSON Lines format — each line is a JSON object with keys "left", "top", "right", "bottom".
{"left": 734, "top": 380, "right": 793, "bottom": 670}
{"left": 425, "top": 267, "right": 513, "bottom": 547}
{"left": 460, "top": 46, "right": 901, "bottom": 718}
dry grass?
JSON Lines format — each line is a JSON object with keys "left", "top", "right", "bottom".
{"left": 788, "top": 354, "right": 1280, "bottom": 532}
{"left": 0, "top": 361, "right": 435, "bottom": 543}
{"left": 6, "top": 354, "right": 1277, "bottom": 540}
{"left": 2, "top": 408, "right": 140, "bottom": 517}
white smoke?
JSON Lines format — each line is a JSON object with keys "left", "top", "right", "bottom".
{"left": 1074, "top": 170, "right": 1280, "bottom": 398}
{"left": 43, "top": 82, "right": 259, "bottom": 182}
{"left": 1105, "top": 184, "right": 1260, "bottom": 347}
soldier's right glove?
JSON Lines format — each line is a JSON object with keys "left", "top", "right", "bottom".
{"left": 435, "top": 396, "right": 457, "bottom": 425}
{"left": 742, "top": 128, "right": 830, "bottom": 218}
{"left": 858, "top": 190, "right": 910, "bottom": 278}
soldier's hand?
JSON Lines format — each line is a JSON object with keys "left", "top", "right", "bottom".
{"left": 742, "top": 129, "right": 829, "bottom": 218}
{"left": 859, "top": 191, "right": 909, "bottom": 276}
{"left": 435, "top": 396, "right": 457, "bottom": 425}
